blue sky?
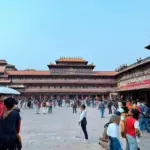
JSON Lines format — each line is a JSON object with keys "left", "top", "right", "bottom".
{"left": 0, "top": 0, "right": 150, "bottom": 71}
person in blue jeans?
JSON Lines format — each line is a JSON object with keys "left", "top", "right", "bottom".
{"left": 98, "top": 100, "right": 105, "bottom": 118}
{"left": 139, "top": 102, "right": 150, "bottom": 133}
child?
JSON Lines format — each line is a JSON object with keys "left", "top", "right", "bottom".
{"left": 99, "top": 112, "right": 121, "bottom": 149}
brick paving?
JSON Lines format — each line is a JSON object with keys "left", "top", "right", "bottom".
{"left": 20, "top": 107, "right": 150, "bottom": 150}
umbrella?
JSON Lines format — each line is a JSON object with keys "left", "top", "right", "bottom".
{"left": 0, "top": 87, "right": 20, "bottom": 95}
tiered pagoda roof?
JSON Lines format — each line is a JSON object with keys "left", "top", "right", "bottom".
{"left": 6, "top": 64, "right": 17, "bottom": 70}
{"left": 0, "top": 60, "right": 7, "bottom": 65}
{"left": 48, "top": 57, "right": 95, "bottom": 70}
{"left": 55, "top": 57, "right": 88, "bottom": 63}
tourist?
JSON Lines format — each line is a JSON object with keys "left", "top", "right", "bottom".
{"left": 2, "top": 97, "right": 21, "bottom": 150}
{"left": 118, "top": 101, "right": 129, "bottom": 138}
{"left": 126, "top": 99, "right": 132, "bottom": 110}
{"left": 118, "top": 101, "right": 122, "bottom": 109}
{"left": 53, "top": 99, "right": 56, "bottom": 108}
{"left": 108, "top": 100, "right": 113, "bottom": 114}
{"left": 47, "top": 100, "right": 53, "bottom": 114}
{"left": 117, "top": 101, "right": 128, "bottom": 114}
{"left": 139, "top": 101, "right": 150, "bottom": 133}
{"left": 27, "top": 99, "right": 31, "bottom": 109}
{"left": 35, "top": 100, "right": 41, "bottom": 114}
{"left": 68, "top": 99, "right": 71, "bottom": 107}
{"left": 42, "top": 100, "right": 47, "bottom": 114}
{"left": 18, "top": 100, "right": 22, "bottom": 109}
{"left": 31, "top": 99, "right": 34, "bottom": 109}
{"left": 107, "top": 114, "right": 122, "bottom": 150}
{"left": 79, "top": 104, "right": 88, "bottom": 141}
{"left": 22, "top": 100, "right": 27, "bottom": 109}
{"left": 98, "top": 99, "right": 105, "bottom": 118}
{"left": 112, "top": 100, "right": 118, "bottom": 113}
{"left": 99, "top": 112, "right": 121, "bottom": 149}
{"left": 125, "top": 109, "right": 141, "bottom": 150}
{"left": 72, "top": 100, "right": 77, "bottom": 113}
{"left": 90, "top": 98, "right": 94, "bottom": 108}
{"left": 122, "top": 101, "right": 128, "bottom": 113}
{"left": 20, "top": 100, "right": 23, "bottom": 108}
{"left": 132, "top": 101, "right": 138, "bottom": 109}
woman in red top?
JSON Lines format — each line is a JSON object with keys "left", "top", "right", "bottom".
{"left": 0, "top": 95, "right": 7, "bottom": 117}
{"left": 125, "top": 109, "right": 140, "bottom": 150}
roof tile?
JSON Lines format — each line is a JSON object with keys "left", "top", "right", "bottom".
{"left": 56, "top": 57, "right": 87, "bottom": 62}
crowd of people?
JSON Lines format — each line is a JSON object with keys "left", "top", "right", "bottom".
{"left": 99, "top": 99, "right": 150, "bottom": 150}
{"left": 16, "top": 97, "right": 100, "bottom": 114}
{"left": 0, "top": 94, "right": 150, "bottom": 150}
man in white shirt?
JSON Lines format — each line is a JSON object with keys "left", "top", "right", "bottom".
{"left": 79, "top": 104, "right": 88, "bottom": 141}
{"left": 107, "top": 115, "right": 122, "bottom": 150}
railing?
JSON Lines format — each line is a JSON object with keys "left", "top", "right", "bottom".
{"left": 20, "top": 88, "right": 115, "bottom": 92}
{"left": 12, "top": 79, "right": 116, "bottom": 84}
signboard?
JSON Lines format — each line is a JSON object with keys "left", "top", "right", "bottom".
{"left": 120, "top": 80, "right": 150, "bottom": 89}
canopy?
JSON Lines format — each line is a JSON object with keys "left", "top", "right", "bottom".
{"left": 0, "top": 87, "right": 20, "bottom": 95}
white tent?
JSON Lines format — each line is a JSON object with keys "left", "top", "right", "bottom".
{"left": 0, "top": 87, "right": 20, "bottom": 95}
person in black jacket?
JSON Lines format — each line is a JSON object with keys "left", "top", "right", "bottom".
{"left": 2, "top": 97, "right": 21, "bottom": 150}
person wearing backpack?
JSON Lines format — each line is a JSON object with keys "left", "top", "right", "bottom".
{"left": 98, "top": 99, "right": 105, "bottom": 118}
{"left": 2, "top": 97, "right": 21, "bottom": 150}
{"left": 139, "top": 101, "right": 150, "bottom": 133}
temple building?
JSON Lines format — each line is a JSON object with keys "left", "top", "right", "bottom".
{"left": 1, "top": 56, "right": 150, "bottom": 101}
{"left": 0, "top": 57, "right": 117, "bottom": 99}
{"left": 116, "top": 57, "right": 150, "bottom": 101}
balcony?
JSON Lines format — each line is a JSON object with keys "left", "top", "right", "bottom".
{"left": 19, "top": 87, "right": 115, "bottom": 93}
{"left": 12, "top": 79, "right": 116, "bottom": 84}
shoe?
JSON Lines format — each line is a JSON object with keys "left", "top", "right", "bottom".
{"left": 82, "top": 139, "right": 88, "bottom": 143}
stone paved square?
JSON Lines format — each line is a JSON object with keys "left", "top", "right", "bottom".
{"left": 21, "top": 107, "right": 150, "bottom": 150}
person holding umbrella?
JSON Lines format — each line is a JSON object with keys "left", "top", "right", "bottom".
{"left": 0, "top": 87, "right": 20, "bottom": 117}
{"left": 2, "top": 97, "right": 22, "bottom": 150}
{"left": 0, "top": 87, "right": 21, "bottom": 150}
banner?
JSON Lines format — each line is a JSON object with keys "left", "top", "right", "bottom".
{"left": 120, "top": 80, "right": 150, "bottom": 89}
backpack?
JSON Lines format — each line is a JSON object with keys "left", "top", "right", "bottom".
{"left": 140, "top": 105, "right": 150, "bottom": 118}
{"left": 99, "top": 102, "right": 105, "bottom": 109}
